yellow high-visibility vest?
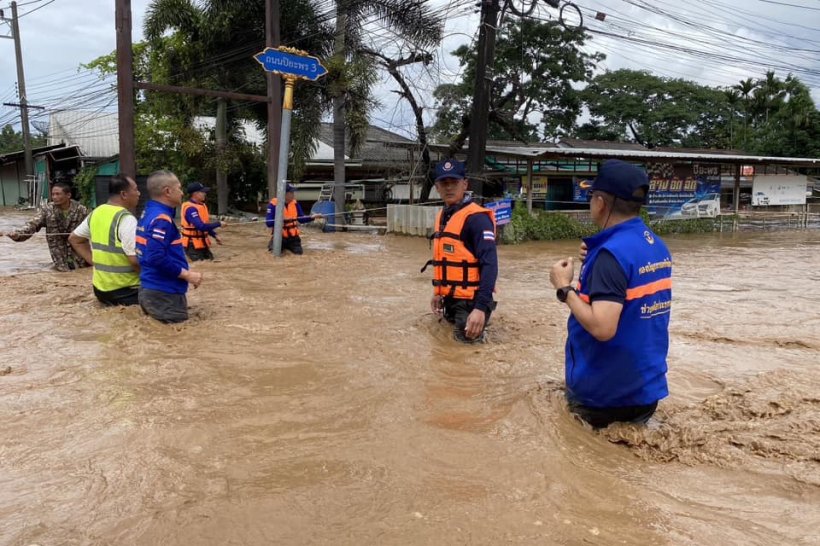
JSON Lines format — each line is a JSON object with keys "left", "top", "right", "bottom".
{"left": 89, "top": 204, "right": 139, "bottom": 292}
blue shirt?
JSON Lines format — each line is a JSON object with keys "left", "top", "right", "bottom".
{"left": 439, "top": 198, "right": 498, "bottom": 313}
{"left": 266, "top": 200, "right": 312, "bottom": 228}
{"left": 586, "top": 249, "right": 628, "bottom": 304}
{"left": 136, "top": 200, "right": 189, "bottom": 295}
{"left": 183, "top": 200, "right": 221, "bottom": 236}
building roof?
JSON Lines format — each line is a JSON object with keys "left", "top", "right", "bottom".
{"left": 558, "top": 138, "right": 646, "bottom": 151}
{"left": 0, "top": 143, "right": 67, "bottom": 165}
{"left": 418, "top": 141, "right": 820, "bottom": 167}
{"left": 317, "top": 123, "right": 414, "bottom": 164}
{"left": 48, "top": 111, "right": 119, "bottom": 158}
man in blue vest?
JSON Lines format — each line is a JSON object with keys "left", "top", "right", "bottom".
{"left": 550, "top": 160, "right": 672, "bottom": 429}
{"left": 69, "top": 174, "right": 141, "bottom": 306}
{"left": 136, "top": 170, "right": 203, "bottom": 323}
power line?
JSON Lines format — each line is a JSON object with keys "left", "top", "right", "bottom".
{"left": 754, "top": 0, "right": 820, "bottom": 10}
{"left": 17, "top": 0, "right": 56, "bottom": 18}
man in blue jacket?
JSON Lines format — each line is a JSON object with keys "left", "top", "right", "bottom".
{"left": 549, "top": 160, "right": 672, "bottom": 428}
{"left": 136, "top": 170, "right": 204, "bottom": 323}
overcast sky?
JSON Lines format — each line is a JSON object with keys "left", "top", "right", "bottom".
{"left": 1, "top": 0, "right": 818, "bottom": 139}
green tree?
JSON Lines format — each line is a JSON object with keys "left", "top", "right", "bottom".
{"left": 329, "top": 0, "right": 441, "bottom": 216}
{"left": 0, "top": 124, "right": 46, "bottom": 154}
{"left": 580, "top": 69, "right": 731, "bottom": 149}
{"left": 432, "top": 18, "right": 602, "bottom": 149}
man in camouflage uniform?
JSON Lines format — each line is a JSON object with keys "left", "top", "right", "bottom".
{"left": 0, "top": 181, "right": 89, "bottom": 272}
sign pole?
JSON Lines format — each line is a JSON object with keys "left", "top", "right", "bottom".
{"left": 271, "top": 76, "right": 296, "bottom": 257}
{"left": 253, "top": 46, "right": 327, "bottom": 257}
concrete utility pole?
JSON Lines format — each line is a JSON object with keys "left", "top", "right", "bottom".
{"left": 466, "top": 0, "right": 500, "bottom": 200}
{"left": 7, "top": 2, "right": 34, "bottom": 177}
{"left": 115, "top": 0, "right": 136, "bottom": 179}
{"left": 266, "top": 0, "right": 282, "bottom": 199}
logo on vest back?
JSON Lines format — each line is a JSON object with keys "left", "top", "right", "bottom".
{"left": 443, "top": 244, "right": 455, "bottom": 253}
{"left": 643, "top": 230, "right": 655, "bottom": 244}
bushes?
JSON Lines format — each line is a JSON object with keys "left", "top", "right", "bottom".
{"left": 73, "top": 166, "right": 97, "bottom": 209}
{"left": 503, "top": 203, "right": 597, "bottom": 243}
{"left": 503, "top": 203, "right": 719, "bottom": 243}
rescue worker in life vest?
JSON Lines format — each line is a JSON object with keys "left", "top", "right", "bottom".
{"left": 423, "top": 159, "right": 498, "bottom": 343}
{"left": 265, "top": 184, "right": 321, "bottom": 255}
{"left": 549, "top": 160, "right": 672, "bottom": 429}
{"left": 68, "top": 174, "right": 142, "bottom": 306}
{"left": 181, "top": 182, "right": 222, "bottom": 261}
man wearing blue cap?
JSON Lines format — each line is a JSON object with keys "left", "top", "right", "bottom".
{"left": 181, "top": 182, "right": 222, "bottom": 261}
{"left": 423, "top": 159, "right": 498, "bottom": 343}
{"left": 549, "top": 159, "right": 672, "bottom": 428}
{"left": 266, "top": 184, "right": 320, "bottom": 255}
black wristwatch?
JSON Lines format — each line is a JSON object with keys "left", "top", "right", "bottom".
{"left": 556, "top": 286, "right": 576, "bottom": 303}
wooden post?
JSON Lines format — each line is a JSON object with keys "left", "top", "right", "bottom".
{"left": 526, "top": 159, "right": 534, "bottom": 214}
{"left": 115, "top": 0, "right": 136, "bottom": 179}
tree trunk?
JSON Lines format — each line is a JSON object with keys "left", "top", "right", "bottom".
{"left": 216, "top": 98, "right": 228, "bottom": 215}
{"left": 332, "top": 7, "right": 347, "bottom": 224}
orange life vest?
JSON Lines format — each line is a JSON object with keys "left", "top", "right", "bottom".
{"left": 423, "top": 202, "right": 496, "bottom": 300}
{"left": 180, "top": 201, "right": 211, "bottom": 250}
{"left": 269, "top": 198, "right": 300, "bottom": 238}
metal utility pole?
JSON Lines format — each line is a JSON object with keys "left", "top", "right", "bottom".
{"left": 266, "top": 0, "right": 283, "bottom": 199}
{"left": 115, "top": 0, "right": 136, "bottom": 179}
{"left": 466, "top": 0, "right": 500, "bottom": 199}
{"left": 271, "top": 77, "right": 297, "bottom": 256}
{"left": 7, "top": 2, "right": 33, "bottom": 177}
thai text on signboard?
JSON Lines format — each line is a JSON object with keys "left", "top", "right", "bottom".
{"left": 485, "top": 199, "right": 513, "bottom": 226}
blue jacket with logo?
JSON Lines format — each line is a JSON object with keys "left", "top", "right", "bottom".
{"left": 566, "top": 217, "right": 672, "bottom": 408}
{"left": 136, "top": 200, "right": 189, "bottom": 295}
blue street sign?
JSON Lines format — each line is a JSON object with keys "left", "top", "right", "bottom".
{"left": 254, "top": 47, "right": 328, "bottom": 81}
{"left": 485, "top": 199, "right": 513, "bottom": 226}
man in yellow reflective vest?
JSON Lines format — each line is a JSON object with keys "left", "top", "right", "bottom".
{"left": 181, "top": 182, "right": 222, "bottom": 261}
{"left": 69, "top": 174, "right": 142, "bottom": 306}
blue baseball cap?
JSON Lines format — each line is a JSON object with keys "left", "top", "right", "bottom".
{"left": 435, "top": 159, "right": 466, "bottom": 182}
{"left": 187, "top": 182, "right": 210, "bottom": 194}
{"left": 285, "top": 184, "right": 295, "bottom": 192}
{"left": 591, "top": 160, "right": 649, "bottom": 203}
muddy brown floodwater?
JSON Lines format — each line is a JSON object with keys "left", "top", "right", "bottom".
{"left": 0, "top": 208, "right": 818, "bottom": 545}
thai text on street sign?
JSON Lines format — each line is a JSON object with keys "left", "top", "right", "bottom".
{"left": 254, "top": 47, "right": 328, "bottom": 81}
{"left": 485, "top": 199, "right": 513, "bottom": 226}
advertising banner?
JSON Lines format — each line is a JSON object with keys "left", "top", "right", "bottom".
{"left": 574, "top": 163, "right": 722, "bottom": 219}
{"left": 751, "top": 175, "right": 808, "bottom": 206}
{"left": 485, "top": 199, "right": 513, "bottom": 226}
{"left": 524, "top": 175, "right": 548, "bottom": 197}
{"left": 646, "top": 163, "right": 722, "bottom": 219}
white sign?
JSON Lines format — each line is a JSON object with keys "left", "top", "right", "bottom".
{"left": 751, "top": 175, "right": 808, "bottom": 206}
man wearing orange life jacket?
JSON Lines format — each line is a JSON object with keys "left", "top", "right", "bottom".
{"left": 423, "top": 159, "right": 498, "bottom": 343}
{"left": 265, "top": 184, "right": 320, "bottom": 255}
{"left": 180, "top": 182, "right": 222, "bottom": 261}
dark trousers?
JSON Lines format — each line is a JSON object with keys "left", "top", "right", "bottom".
{"left": 185, "top": 244, "right": 214, "bottom": 261}
{"left": 93, "top": 285, "right": 139, "bottom": 307}
{"left": 139, "top": 288, "right": 188, "bottom": 323}
{"left": 567, "top": 397, "right": 658, "bottom": 429}
{"left": 442, "top": 297, "right": 495, "bottom": 343}
{"left": 268, "top": 235, "right": 303, "bottom": 255}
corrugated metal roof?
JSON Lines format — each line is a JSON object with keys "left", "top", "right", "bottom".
{"left": 420, "top": 142, "right": 820, "bottom": 166}
{"left": 48, "top": 111, "right": 119, "bottom": 158}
